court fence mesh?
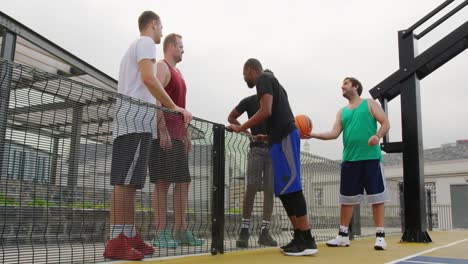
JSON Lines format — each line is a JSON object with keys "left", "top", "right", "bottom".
{"left": 0, "top": 58, "right": 427, "bottom": 263}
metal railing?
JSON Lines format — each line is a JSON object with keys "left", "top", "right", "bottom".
{"left": 0, "top": 59, "right": 403, "bottom": 263}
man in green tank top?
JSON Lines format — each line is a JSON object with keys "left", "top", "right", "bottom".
{"left": 304, "top": 77, "right": 390, "bottom": 250}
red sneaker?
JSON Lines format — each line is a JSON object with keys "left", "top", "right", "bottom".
{"left": 103, "top": 233, "right": 144, "bottom": 260}
{"left": 129, "top": 234, "right": 155, "bottom": 255}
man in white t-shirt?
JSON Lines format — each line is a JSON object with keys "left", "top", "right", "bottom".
{"left": 103, "top": 11, "right": 192, "bottom": 261}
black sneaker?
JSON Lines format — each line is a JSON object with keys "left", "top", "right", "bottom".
{"left": 280, "top": 229, "right": 299, "bottom": 252}
{"left": 258, "top": 228, "right": 278, "bottom": 247}
{"left": 283, "top": 230, "right": 318, "bottom": 256}
{"left": 236, "top": 228, "right": 250, "bottom": 248}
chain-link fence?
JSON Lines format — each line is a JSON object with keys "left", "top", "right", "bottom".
{"left": 222, "top": 133, "right": 402, "bottom": 252}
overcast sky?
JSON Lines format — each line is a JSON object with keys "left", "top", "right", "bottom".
{"left": 2, "top": 0, "right": 467, "bottom": 160}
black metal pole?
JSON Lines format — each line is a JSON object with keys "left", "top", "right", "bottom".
{"left": 211, "top": 124, "right": 225, "bottom": 255}
{"left": 398, "top": 30, "right": 432, "bottom": 243}
{"left": 0, "top": 29, "right": 16, "bottom": 179}
{"left": 402, "top": 0, "right": 455, "bottom": 39}
{"left": 379, "top": 98, "right": 389, "bottom": 144}
{"left": 415, "top": 0, "right": 468, "bottom": 40}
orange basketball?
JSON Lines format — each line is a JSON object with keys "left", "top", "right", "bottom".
{"left": 295, "top": 114, "right": 313, "bottom": 138}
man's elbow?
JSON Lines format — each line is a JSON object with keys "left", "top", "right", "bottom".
{"left": 257, "top": 112, "right": 270, "bottom": 122}
{"left": 141, "top": 74, "right": 154, "bottom": 88}
{"left": 330, "top": 130, "right": 341, "bottom": 140}
{"left": 263, "top": 109, "right": 272, "bottom": 119}
{"left": 383, "top": 119, "right": 390, "bottom": 129}
{"left": 142, "top": 79, "right": 151, "bottom": 88}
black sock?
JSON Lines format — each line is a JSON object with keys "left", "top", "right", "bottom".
{"left": 300, "top": 229, "right": 313, "bottom": 241}
{"left": 293, "top": 229, "right": 300, "bottom": 239}
{"left": 339, "top": 231, "right": 349, "bottom": 237}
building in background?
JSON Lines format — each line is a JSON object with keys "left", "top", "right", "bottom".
{"left": 384, "top": 140, "right": 468, "bottom": 229}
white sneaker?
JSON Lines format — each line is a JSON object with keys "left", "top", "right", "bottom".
{"left": 326, "top": 233, "right": 350, "bottom": 247}
{"left": 374, "top": 236, "right": 387, "bottom": 250}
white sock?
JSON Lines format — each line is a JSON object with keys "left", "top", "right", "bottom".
{"left": 241, "top": 218, "right": 250, "bottom": 229}
{"left": 123, "top": 224, "right": 137, "bottom": 238}
{"left": 339, "top": 225, "right": 349, "bottom": 234}
{"left": 261, "top": 220, "right": 270, "bottom": 231}
{"left": 110, "top": 224, "right": 124, "bottom": 239}
{"left": 376, "top": 227, "right": 385, "bottom": 234}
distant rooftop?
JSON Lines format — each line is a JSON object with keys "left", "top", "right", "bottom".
{"left": 0, "top": 11, "right": 117, "bottom": 91}
{"left": 384, "top": 140, "right": 468, "bottom": 166}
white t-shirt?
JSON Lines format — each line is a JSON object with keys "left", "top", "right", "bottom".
{"left": 113, "top": 36, "right": 158, "bottom": 139}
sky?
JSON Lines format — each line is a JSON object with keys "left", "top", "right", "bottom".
{"left": 2, "top": 0, "right": 468, "bottom": 160}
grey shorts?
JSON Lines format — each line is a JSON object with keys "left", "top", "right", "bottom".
{"left": 247, "top": 145, "right": 274, "bottom": 192}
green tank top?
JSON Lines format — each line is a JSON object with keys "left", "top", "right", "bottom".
{"left": 341, "top": 99, "right": 382, "bottom": 161}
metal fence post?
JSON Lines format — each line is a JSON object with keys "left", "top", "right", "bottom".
{"left": 399, "top": 182, "right": 405, "bottom": 232}
{"left": 349, "top": 204, "right": 361, "bottom": 240}
{"left": 0, "top": 29, "right": 16, "bottom": 179}
{"left": 426, "top": 189, "right": 433, "bottom": 231}
{"left": 211, "top": 124, "right": 225, "bottom": 255}
{"left": 66, "top": 105, "right": 83, "bottom": 202}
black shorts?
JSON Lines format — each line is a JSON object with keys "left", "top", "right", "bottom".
{"left": 110, "top": 133, "right": 152, "bottom": 189}
{"left": 149, "top": 139, "right": 191, "bottom": 183}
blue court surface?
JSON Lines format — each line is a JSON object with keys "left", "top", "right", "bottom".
{"left": 397, "top": 256, "right": 468, "bottom": 264}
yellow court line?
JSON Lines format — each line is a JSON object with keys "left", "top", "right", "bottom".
{"left": 118, "top": 230, "right": 468, "bottom": 264}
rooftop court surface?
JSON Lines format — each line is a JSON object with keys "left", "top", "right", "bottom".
{"left": 116, "top": 230, "right": 468, "bottom": 264}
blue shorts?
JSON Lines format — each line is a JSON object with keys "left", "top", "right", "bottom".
{"left": 339, "top": 159, "right": 390, "bottom": 204}
{"left": 269, "top": 129, "right": 302, "bottom": 196}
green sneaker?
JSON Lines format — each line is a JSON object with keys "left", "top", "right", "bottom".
{"left": 153, "top": 230, "right": 180, "bottom": 248}
{"left": 176, "top": 230, "right": 205, "bottom": 246}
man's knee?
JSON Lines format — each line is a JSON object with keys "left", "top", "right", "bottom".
{"left": 279, "top": 191, "right": 307, "bottom": 217}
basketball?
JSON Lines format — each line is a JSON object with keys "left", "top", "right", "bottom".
{"left": 295, "top": 114, "right": 313, "bottom": 138}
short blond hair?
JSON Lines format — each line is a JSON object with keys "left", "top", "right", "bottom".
{"left": 163, "top": 33, "right": 182, "bottom": 53}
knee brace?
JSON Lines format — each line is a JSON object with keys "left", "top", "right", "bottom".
{"left": 294, "top": 191, "right": 307, "bottom": 217}
{"left": 279, "top": 192, "right": 296, "bottom": 217}
{"left": 279, "top": 191, "right": 307, "bottom": 217}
